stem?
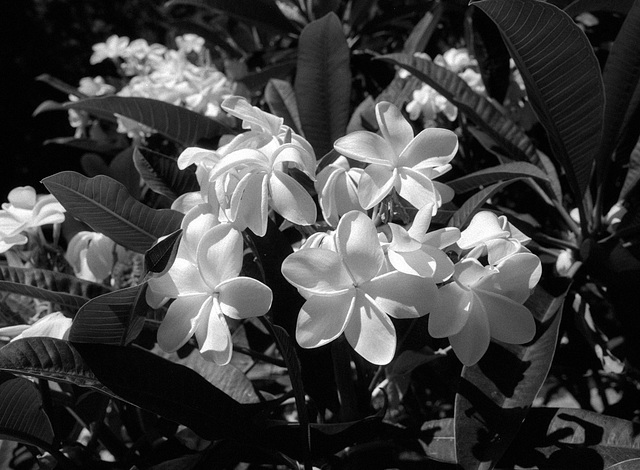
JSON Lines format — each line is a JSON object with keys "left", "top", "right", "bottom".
{"left": 332, "top": 337, "right": 360, "bottom": 421}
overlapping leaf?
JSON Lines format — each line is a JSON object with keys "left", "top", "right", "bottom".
{"left": 42, "top": 171, "right": 183, "bottom": 253}
{"left": 133, "top": 147, "right": 199, "bottom": 201}
{"left": 447, "top": 162, "right": 549, "bottom": 194}
{"left": 265, "top": 79, "right": 303, "bottom": 135}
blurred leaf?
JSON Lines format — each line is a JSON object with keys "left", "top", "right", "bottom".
{"left": 295, "top": 12, "right": 351, "bottom": 157}
{"left": 311, "top": 0, "right": 341, "bottom": 19}
{"left": 265, "top": 79, "right": 303, "bottom": 135}
{"left": 0, "top": 266, "right": 109, "bottom": 313}
{"left": 420, "top": 418, "right": 456, "bottom": 464}
{"left": 145, "top": 229, "right": 182, "bottom": 275}
{"left": 564, "top": 0, "right": 635, "bottom": 16}
{"left": 133, "top": 147, "right": 199, "bottom": 201}
{"left": 42, "top": 171, "right": 184, "bottom": 254}
{"left": 43, "top": 137, "right": 124, "bottom": 157}
{"left": 68, "top": 284, "right": 151, "bottom": 346}
{"left": 473, "top": 0, "right": 604, "bottom": 201}
{"left": 0, "top": 372, "right": 55, "bottom": 448}
{"left": 348, "top": 0, "right": 377, "bottom": 29}
{"left": 238, "top": 61, "right": 297, "bottom": 92}
{"left": 620, "top": 137, "right": 640, "bottom": 201}
{"left": 165, "top": 0, "right": 299, "bottom": 34}
{"left": 447, "top": 162, "right": 549, "bottom": 194}
{"left": 34, "top": 100, "right": 117, "bottom": 124}
{"left": 403, "top": 1, "right": 444, "bottom": 54}
{"left": 500, "top": 407, "right": 640, "bottom": 469}
{"left": 379, "top": 54, "right": 540, "bottom": 167}
{"left": 35, "top": 73, "right": 87, "bottom": 100}
{"left": 454, "top": 284, "right": 567, "bottom": 470}
{"left": 38, "top": 96, "right": 232, "bottom": 147}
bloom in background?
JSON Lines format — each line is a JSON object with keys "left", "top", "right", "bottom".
{"left": 334, "top": 101, "right": 457, "bottom": 212}
{"left": 428, "top": 211, "right": 541, "bottom": 366}
{"left": 0, "top": 186, "right": 65, "bottom": 253}
{"left": 315, "top": 156, "right": 364, "bottom": 227}
{"left": 147, "top": 222, "right": 272, "bottom": 365}
{"left": 90, "top": 35, "right": 130, "bottom": 65}
{"left": 176, "top": 34, "right": 205, "bottom": 54}
{"left": 65, "top": 231, "right": 122, "bottom": 283}
{"left": 282, "top": 211, "right": 438, "bottom": 365}
{"left": 0, "top": 312, "right": 72, "bottom": 343}
{"left": 434, "top": 48, "right": 476, "bottom": 73}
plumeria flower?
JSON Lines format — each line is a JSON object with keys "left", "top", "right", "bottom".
{"left": 334, "top": 102, "right": 457, "bottom": 212}
{"left": 147, "top": 222, "right": 272, "bottom": 365}
{"left": 315, "top": 156, "right": 364, "bottom": 227}
{"left": 406, "top": 83, "right": 458, "bottom": 122}
{"left": 176, "top": 34, "right": 206, "bottom": 54}
{"left": 90, "top": 35, "right": 130, "bottom": 65}
{"left": 0, "top": 312, "right": 72, "bottom": 342}
{"left": 434, "top": 48, "right": 477, "bottom": 74}
{"left": 282, "top": 211, "right": 438, "bottom": 365}
{"left": 65, "top": 231, "right": 123, "bottom": 283}
{"left": 428, "top": 253, "right": 540, "bottom": 366}
{"left": 0, "top": 186, "right": 65, "bottom": 253}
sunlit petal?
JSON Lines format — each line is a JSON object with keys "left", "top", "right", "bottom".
{"left": 428, "top": 281, "right": 471, "bottom": 338}
{"left": 296, "top": 291, "right": 354, "bottom": 348}
{"left": 269, "top": 171, "right": 317, "bottom": 226}
{"left": 196, "top": 297, "right": 233, "bottom": 364}
{"left": 362, "top": 271, "right": 438, "bottom": 318}
{"left": 282, "top": 249, "right": 351, "bottom": 294}
{"left": 388, "top": 224, "right": 421, "bottom": 252}
{"left": 358, "top": 165, "right": 395, "bottom": 210}
{"left": 376, "top": 101, "right": 414, "bottom": 157}
{"left": 399, "top": 128, "right": 458, "bottom": 169}
{"left": 181, "top": 203, "right": 220, "bottom": 260}
{"left": 208, "top": 148, "right": 269, "bottom": 182}
{"left": 334, "top": 132, "right": 396, "bottom": 165}
{"left": 272, "top": 144, "right": 316, "bottom": 178}
{"left": 407, "top": 203, "right": 434, "bottom": 239}
{"left": 421, "top": 227, "right": 461, "bottom": 250}
{"left": 217, "top": 277, "right": 273, "bottom": 319}
{"left": 476, "top": 290, "right": 536, "bottom": 344}
{"left": 337, "top": 211, "right": 384, "bottom": 284}
{"left": 457, "top": 211, "right": 510, "bottom": 250}
{"left": 448, "top": 298, "right": 491, "bottom": 366}
{"left": 455, "top": 258, "right": 494, "bottom": 288}
{"left": 396, "top": 167, "right": 438, "bottom": 210}
{"left": 157, "top": 294, "right": 208, "bottom": 352}
{"left": 421, "top": 245, "right": 455, "bottom": 282}
{"left": 196, "top": 224, "right": 243, "bottom": 290}
{"left": 152, "top": 258, "right": 208, "bottom": 296}
{"left": 177, "top": 147, "right": 220, "bottom": 170}
{"left": 490, "top": 253, "right": 542, "bottom": 303}
{"left": 231, "top": 172, "right": 269, "bottom": 236}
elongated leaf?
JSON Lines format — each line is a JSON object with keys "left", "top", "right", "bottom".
{"left": 44, "top": 137, "right": 123, "bottom": 157}
{"left": 170, "top": 18, "right": 243, "bottom": 58}
{"left": 238, "top": 61, "right": 297, "bottom": 92}
{"left": 564, "top": 0, "right": 635, "bottom": 17}
{"left": 145, "top": 229, "right": 183, "bottom": 275}
{"left": 42, "top": 171, "right": 183, "bottom": 254}
{"left": 0, "top": 266, "right": 109, "bottom": 313}
{"left": 295, "top": 12, "right": 351, "bottom": 157}
{"left": 68, "top": 284, "right": 151, "bottom": 346}
{"left": 265, "top": 79, "right": 303, "bottom": 134}
{"left": 500, "top": 407, "right": 640, "bottom": 469}
{"left": 38, "top": 96, "right": 232, "bottom": 147}
{"left": 403, "top": 2, "right": 444, "bottom": 54}
{"left": 454, "top": 284, "right": 567, "bottom": 470}
{"left": 0, "top": 373, "right": 54, "bottom": 449}
{"left": 473, "top": 0, "right": 605, "bottom": 200}
{"left": 379, "top": 54, "right": 540, "bottom": 166}
{"left": 133, "top": 147, "right": 199, "bottom": 201}
{"left": 447, "top": 162, "right": 549, "bottom": 194}
{"left": 165, "top": 0, "right": 299, "bottom": 34}
{"left": 33, "top": 100, "right": 117, "bottom": 124}
{"left": 35, "top": 73, "right": 87, "bottom": 100}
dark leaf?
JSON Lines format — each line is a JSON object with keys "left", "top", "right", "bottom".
{"left": 238, "top": 60, "right": 297, "bottom": 92}
{"left": 33, "top": 100, "right": 117, "bottom": 124}
{"left": 420, "top": 418, "right": 456, "bottom": 464}
{"left": 454, "top": 284, "right": 567, "bottom": 469}
{"left": 403, "top": 2, "right": 444, "bottom": 54}
{"left": 295, "top": 12, "right": 351, "bottom": 157}
{"left": 170, "top": 18, "right": 243, "bottom": 58}
{"left": 145, "top": 229, "right": 183, "bottom": 275}
{"left": 447, "top": 162, "right": 549, "bottom": 194}
{"left": 564, "top": 0, "right": 635, "bottom": 17}
{"left": 620, "top": 137, "right": 640, "bottom": 201}
{"left": 35, "top": 74, "right": 87, "bottom": 100}
{"left": 133, "top": 147, "right": 199, "bottom": 201}
{"left": 265, "top": 79, "right": 303, "bottom": 134}
{"left": 43, "top": 137, "right": 124, "bottom": 157}
{"left": 42, "top": 171, "right": 184, "bottom": 254}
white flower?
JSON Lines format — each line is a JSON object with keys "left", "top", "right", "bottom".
{"left": 90, "top": 35, "right": 130, "bottom": 65}
{"left": 176, "top": 34, "right": 205, "bottom": 54}
{"left": 315, "top": 156, "right": 364, "bottom": 227}
{"left": 65, "top": 231, "right": 121, "bottom": 283}
{"left": 0, "top": 312, "right": 72, "bottom": 342}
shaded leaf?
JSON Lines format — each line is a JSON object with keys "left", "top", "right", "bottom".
{"left": 0, "top": 266, "right": 109, "bottom": 313}
{"left": 473, "top": 0, "right": 604, "bottom": 200}
{"left": 68, "top": 284, "right": 151, "bottom": 346}
{"left": 43, "top": 137, "right": 124, "bottom": 157}
{"left": 295, "top": 12, "right": 351, "bottom": 157}
{"left": 133, "top": 147, "right": 199, "bottom": 201}
{"left": 420, "top": 418, "right": 456, "bottom": 464}
{"left": 35, "top": 73, "right": 87, "bottom": 100}
{"left": 170, "top": 18, "right": 243, "bottom": 58}
{"left": 33, "top": 100, "right": 117, "bottom": 124}
{"left": 403, "top": 2, "right": 444, "bottom": 54}
{"left": 145, "top": 229, "right": 183, "bottom": 275}
{"left": 42, "top": 171, "right": 184, "bottom": 253}
{"left": 239, "top": 61, "right": 297, "bottom": 92}
{"left": 447, "top": 162, "right": 549, "bottom": 194}
{"left": 620, "top": 137, "right": 640, "bottom": 201}
{"left": 564, "top": 0, "right": 635, "bottom": 17}
{"left": 454, "top": 284, "right": 567, "bottom": 470}
{"left": 379, "top": 54, "right": 540, "bottom": 166}
{"left": 265, "top": 79, "right": 303, "bottom": 134}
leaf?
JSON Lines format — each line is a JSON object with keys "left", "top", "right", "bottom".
{"left": 238, "top": 61, "right": 297, "bottom": 92}
{"left": 133, "top": 147, "right": 199, "bottom": 201}
{"left": 38, "top": 96, "right": 232, "bottom": 147}
{"left": 473, "top": 0, "right": 605, "bottom": 200}
{"left": 0, "top": 266, "right": 109, "bottom": 313}
{"left": 454, "top": 284, "right": 567, "bottom": 470}
{"left": 295, "top": 12, "right": 351, "bottom": 157}
{"left": 265, "top": 79, "right": 303, "bottom": 135}
{"left": 564, "top": 0, "right": 635, "bottom": 17}
{"left": 68, "top": 284, "right": 151, "bottom": 346}
{"left": 170, "top": 18, "right": 243, "bottom": 58}
{"left": 403, "top": 2, "right": 444, "bottom": 54}
{"left": 165, "top": 0, "right": 299, "bottom": 34}
{"left": 420, "top": 418, "right": 456, "bottom": 464}
{"left": 0, "top": 372, "right": 54, "bottom": 448}
{"left": 379, "top": 54, "right": 540, "bottom": 166}
{"left": 620, "top": 137, "right": 640, "bottom": 201}
{"left": 43, "top": 137, "right": 124, "bottom": 157}
{"left": 447, "top": 162, "right": 549, "bottom": 194}
{"left": 42, "top": 171, "right": 184, "bottom": 254}
{"left": 145, "top": 229, "right": 183, "bottom": 275}
{"left": 35, "top": 74, "right": 87, "bottom": 100}
{"left": 500, "top": 407, "right": 640, "bottom": 469}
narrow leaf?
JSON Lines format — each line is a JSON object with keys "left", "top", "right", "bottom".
{"left": 473, "top": 0, "right": 605, "bottom": 199}
{"left": 403, "top": 2, "right": 444, "bottom": 54}
{"left": 447, "top": 162, "right": 549, "bottom": 194}
{"left": 295, "top": 12, "right": 351, "bottom": 157}
{"left": 564, "top": 0, "right": 635, "bottom": 17}
{"left": 133, "top": 147, "right": 199, "bottom": 201}
{"left": 145, "top": 229, "right": 183, "bottom": 275}
{"left": 42, "top": 171, "right": 184, "bottom": 254}
{"left": 238, "top": 61, "right": 297, "bottom": 92}
{"left": 265, "top": 79, "right": 303, "bottom": 134}
{"left": 43, "top": 137, "right": 124, "bottom": 157}
{"left": 35, "top": 74, "right": 87, "bottom": 100}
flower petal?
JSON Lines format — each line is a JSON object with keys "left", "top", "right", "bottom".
{"left": 398, "top": 128, "right": 458, "bottom": 169}
{"left": 269, "top": 171, "right": 317, "bottom": 226}
{"left": 177, "top": 147, "right": 220, "bottom": 170}
{"left": 208, "top": 148, "right": 269, "bottom": 182}
{"left": 157, "top": 294, "right": 209, "bottom": 352}
{"left": 231, "top": 172, "right": 269, "bottom": 236}
{"left": 396, "top": 167, "right": 438, "bottom": 210}
{"left": 344, "top": 291, "right": 396, "bottom": 365}
{"left": 358, "top": 165, "right": 395, "bottom": 210}
{"left": 296, "top": 291, "right": 354, "bottom": 348}
{"left": 181, "top": 203, "right": 220, "bottom": 260}
{"left": 448, "top": 297, "right": 491, "bottom": 366}
{"left": 457, "top": 211, "right": 510, "bottom": 250}
{"left": 476, "top": 291, "right": 536, "bottom": 344}
{"left": 362, "top": 271, "right": 438, "bottom": 318}
{"left": 196, "top": 297, "right": 233, "bottom": 364}
{"left": 272, "top": 143, "right": 316, "bottom": 178}
{"left": 196, "top": 224, "right": 243, "bottom": 290}
{"left": 334, "top": 131, "right": 396, "bottom": 165}
{"left": 150, "top": 257, "right": 208, "bottom": 297}
{"left": 388, "top": 224, "right": 422, "bottom": 252}
{"left": 490, "top": 253, "right": 542, "bottom": 303}
{"left": 217, "top": 277, "right": 273, "bottom": 319}
{"left": 337, "top": 211, "right": 384, "bottom": 284}
{"left": 282, "top": 248, "right": 351, "bottom": 294}
{"left": 428, "top": 280, "right": 472, "bottom": 338}
{"left": 376, "top": 101, "right": 414, "bottom": 158}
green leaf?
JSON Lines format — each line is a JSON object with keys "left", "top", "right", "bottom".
{"left": 500, "top": 407, "right": 640, "bottom": 469}
{"left": 165, "top": 0, "right": 299, "bottom": 34}
{"left": 42, "top": 171, "right": 184, "bottom": 254}
{"left": 265, "top": 79, "right": 303, "bottom": 135}
{"left": 447, "top": 162, "right": 549, "bottom": 194}
{"left": 145, "top": 229, "right": 183, "bottom": 275}
{"left": 379, "top": 54, "right": 540, "bottom": 166}
{"left": 0, "top": 266, "right": 109, "bottom": 313}
{"left": 295, "top": 12, "right": 351, "bottom": 157}
{"left": 38, "top": 96, "right": 233, "bottom": 147}
{"left": 473, "top": 0, "right": 605, "bottom": 200}
{"left": 68, "top": 284, "right": 151, "bottom": 346}
{"left": 133, "top": 147, "right": 199, "bottom": 201}
{"left": 454, "top": 284, "right": 567, "bottom": 470}
{"left": 564, "top": 0, "right": 635, "bottom": 17}
{"left": 0, "top": 373, "right": 55, "bottom": 448}
{"left": 403, "top": 2, "right": 444, "bottom": 54}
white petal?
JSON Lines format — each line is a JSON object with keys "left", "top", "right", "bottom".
{"left": 387, "top": 248, "right": 436, "bottom": 277}
{"left": 422, "top": 245, "right": 455, "bottom": 282}
{"left": 362, "top": 271, "right": 438, "bottom": 318}
{"left": 421, "top": 227, "right": 461, "bottom": 250}
{"left": 217, "top": 277, "right": 273, "bottom": 319}
{"left": 455, "top": 258, "right": 494, "bottom": 289}
{"left": 490, "top": 253, "right": 542, "bottom": 303}
{"left": 428, "top": 282, "right": 471, "bottom": 338}
{"left": 269, "top": 171, "right": 317, "bottom": 226}
{"left": 337, "top": 211, "right": 385, "bottom": 284}
{"left": 196, "top": 297, "right": 233, "bottom": 365}
{"left": 181, "top": 203, "right": 220, "bottom": 260}
{"left": 316, "top": 165, "right": 342, "bottom": 227}
{"left": 375, "top": 101, "right": 414, "bottom": 158}
{"left": 476, "top": 290, "right": 536, "bottom": 344}
{"left": 388, "top": 224, "right": 421, "bottom": 252}
{"left": 344, "top": 291, "right": 396, "bottom": 365}
{"left": 448, "top": 297, "right": 491, "bottom": 366}
{"left": 399, "top": 128, "right": 458, "bottom": 169}
{"left": 358, "top": 165, "right": 396, "bottom": 210}
{"left": 222, "top": 96, "right": 283, "bottom": 135}
{"left": 157, "top": 295, "right": 209, "bottom": 352}
{"left": 7, "top": 186, "right": 36, "bottom": 209}
{"left": 334, "top": 131, "right": 396, "bottom": 165}
{"left": 196, "top": 224, "right": 243, "bottom": 289}
{"left": 151, "top": 257, "right": 208, "bottom": 296}
{"left": 407, "top": 203, "right": 434, "bottom": 239}
{"left": 396, "top": 167, "right": 438, "bottom": 210}
{"left": 177, "top": 147, "right": 220, "bottom": 170}
{"left": 296, "top": 291, "right": 354, "bottom": 348}
{"left": 30, "top": 196, "right": 65, "bottom": 227}
{"left": 457, "top": 211, "right": 509, "bottom": 250}
{"left": 207, "top": 148, "right": 268, "bottom": 182}
{"left": 231, "top": 172, "right": 269, "bottom": 236}
{"left": 282, "top": 249, "right": 352, "bottom": 294}
{"left": 272, "top": 143, "right": 316, "bottom": 178}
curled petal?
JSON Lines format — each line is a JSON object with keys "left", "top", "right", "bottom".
{"left": 197, "top": 224, "right": 243, "bottom": 290}
{"left": 490, "top": 253, "right": 542, "bottom": 303}
{"left": 222, "top": 96, "right": 283, "bottom": 135}
{"left": 171, "top": 191, "right": 205, "bottom": 214}
{"left": 316, "top": 165, "right": 343, "bottom": 227}
{"left": 421, "top": 227, "right": 461, "bottom": 250}
{"left": 477, "top": 291, "right": 536, "bottom": 344}
{"left": 157, "top": 295, "right": 209, "bottom": 352}
{"left": 0, "top": 233, "right": 28, "bottom": 253}
{"left": 455, "top": 258, "right": 494, "bottom": 288}
{"left": 177, "top": 147, "right": 220, "bottom": 170}
{"left": 421, "top": 244, "right": 455, "bottom": 282}
{"left": 230, "top": 172, "right": 269, "bottom": 236}
{"left": 282, "top": 249, "right": 351, "bottom": 294}
{"left": 269, "top": 171, "right": 317, "bottom": 226}
{"left": 296, "top": 291, "right": 354, "bottom": 348}
{"left": 337, "top": 211, "right": 384, "bottom": 284}
{"left": 363, "top": 271, "right": 438, "bottom": 318}
{"left": 208, "top": 148, "right": 269, "bottom": 182}
{"left": 428, "top": 282, "right": 472, "bottom": 338}
{"left": 399, "top": 128, "right": 459, "bottom": 169}
{"left": 334, "top": 131, "right": 396, "bottom": 166}
{"left": 448, "top": 299, "right": 491, "bottom": 366}
{"left": 396, "top": 167, "right": 438, "bottom": 210}
{"left": 196, "top": 297, "right": 233, "bottom": 364}
{"left": 407, "top": 203, "right": 434, "bottom": 239}
{"left": 272, "top": 144, "right": 316, "bottom": 178}
{"left": 388, "top": 224, "right": 421, "bottom": 252}
{"left": 30, "top": 196, "right": 65, "bottom": 227}
{"left": 358, "top": 165, "right": 395, "bottom": 210}
{"left": 217, "top": 277, "right": 273, "bottom": 319}
{"left": 0, "top": 212, "right": 25, "bottom": 237}
{"left": 457, "top": 211, "right": 509, "bottom": 250}
{"left": 6, "top": 187, "right": 36, "bottom": 210}
{"left": 376, "top": 102, "right": 414, "bottom": 157}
